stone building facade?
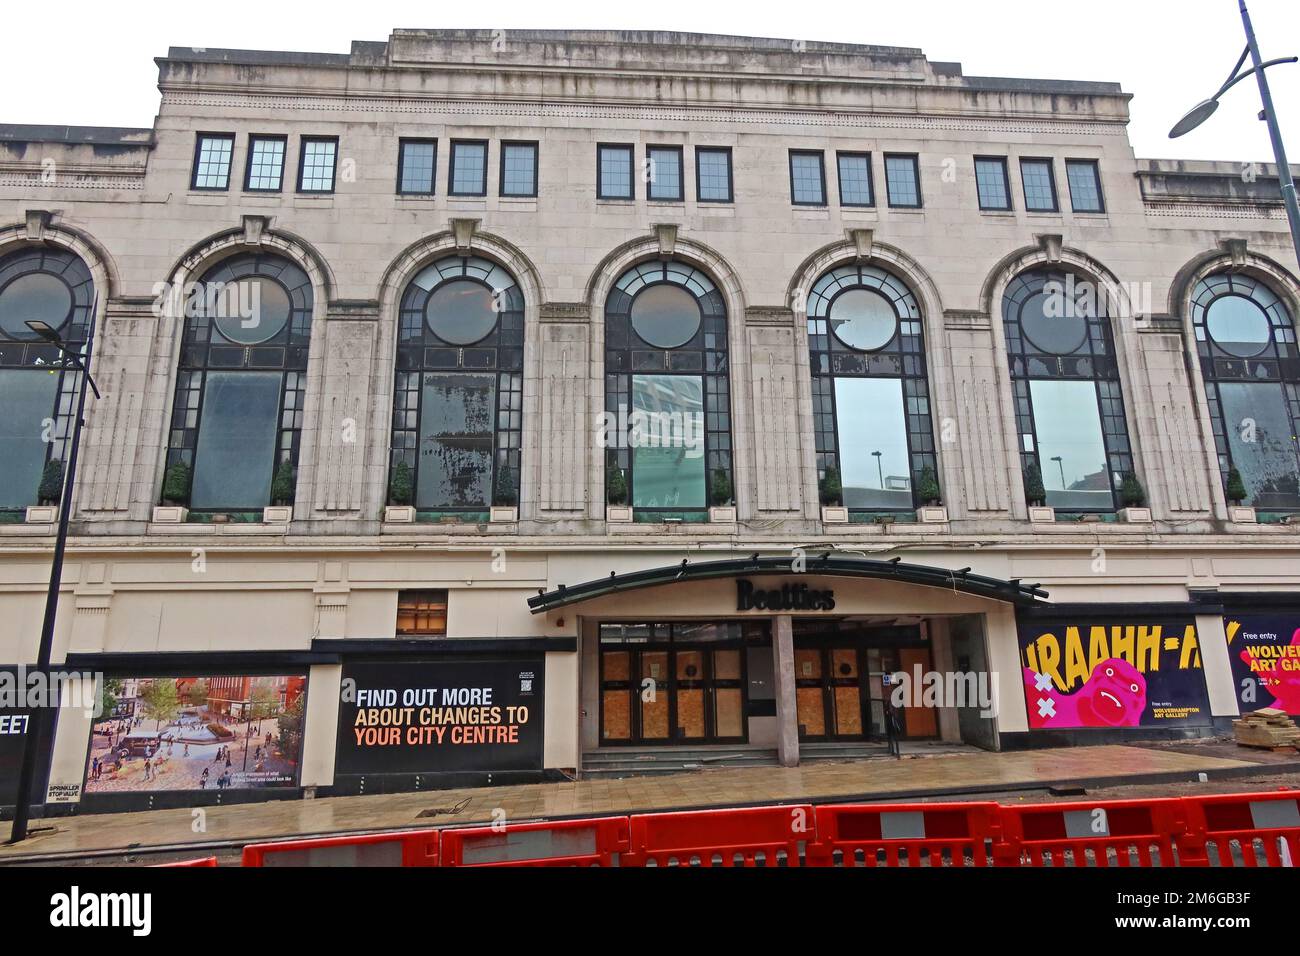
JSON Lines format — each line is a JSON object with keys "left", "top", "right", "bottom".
{"left": 1, "top": 30, "right": 1298, "bottom": 814}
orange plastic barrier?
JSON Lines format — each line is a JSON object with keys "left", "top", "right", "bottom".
{"left": 808, "top": 801, "right": 1001, "bottom": 867}
{"left": 153, "top": 856, "right": 218, "bottom": 867}
{"left": 1179, "top": 789, "right": 1300, "bottom": 867}
{"left": 994, "top": 797, "right": 1187, "bottom": 867}
{"left": 623, "top": 804, "right": 815, "bottom": 867}
{"left": 241, "top": 828, "right": 439, "bottom": 867}
{"left": 440, "top": 816, "right": 630, "bottom": 867}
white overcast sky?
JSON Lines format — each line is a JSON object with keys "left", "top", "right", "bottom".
{"left": 6, "top": 0, "right": 1298, "bottom": 163}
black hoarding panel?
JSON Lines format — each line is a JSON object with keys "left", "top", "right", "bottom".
{"left": 335, "top": 658, "right": 544, "bottom": 776}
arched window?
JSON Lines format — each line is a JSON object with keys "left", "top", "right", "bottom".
{"left": 165, "top": 253, "right": 313, "bottom": 512}
{"left": 807, "top": 264, "right": 937, "bottom": 512}
{"left": 0, "top": 247, "right": 94, "bottom": 511}
{"left": 390, "top": 255, "right": 523, "bottom": 515}
{"left": 1191, "top": 272, "right": 1300, "bottom": 512}
{"left": 604, "top": 260, "right": 731, "bottom": 517}
{"left": 1003, "top": 269, "right": 1133, "bottom": 512}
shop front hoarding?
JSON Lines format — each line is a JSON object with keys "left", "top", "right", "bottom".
{"left": 1224, "top": 613, "right": 1300, "bottom": 716}
{"left": 1017, "top": 616, "right": 1212, "bottom": 730}
{"left": 82, "top": 674, "right": 307, "bottom": 794}
{"left": 335, "top": 658, "right": 544, "bottom": 777}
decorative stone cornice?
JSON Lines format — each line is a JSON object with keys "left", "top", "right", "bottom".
{"left": 653, "top": 223, "right": 679, "bottom": 258}
{"left": 943, "top": 309, "right": 990, "bottom": 330}
{"left": 1036, "top": 233, "right": 1064, "bottom": 263}
{"left": 1220, "top": 237, "right": 1249, "bottom": 269}
{"left": 744, "top": 305, "right": 795, "bottom": 325}
{"left": 847, "top": 227, "right": 873, "bottom": 261}
{"left": 242, "top": 214, "right": 271, "bottom": 246}
{"left": 540, "top": 302, "right": 589, "bottom": 322}
{"left": 25, "top": 209, "right": 52, "bottom": 241}
{"left": 450, "top": 217, "right": 479, "bottom": 252}
{"left": 327, "top": 299, "right": 381, "bottom": 321}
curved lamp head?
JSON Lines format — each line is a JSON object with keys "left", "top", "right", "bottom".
{"left": 24, "top": 320, "right": 62, "bottom": 343}
{"left": 1169, "top": 99, "right": 1220, "bottom": 138}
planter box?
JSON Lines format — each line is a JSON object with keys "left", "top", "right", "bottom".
{"left": 489, "top": 506, "right": 518, "bottom": 523}
{"left": 1118, "top": 506, "right": 1152, "bottom": 523}
{"left": 708, "top": 505, "right": 736, "bottom": 523}
{"left": 384, "top": 505, "right": 416, "bottom": 523}
{"left": 262, "top": 506, "right": 293, "bottom": 524}
{"left": 821, "top": 506, "right": 848, "bottom": 524}
{"left": 606, "top": 505, "right": 633, "bottom": 523}
{"left": 25, "top": 505, "right": 58, "bottom": 524}
{"left": 916, "top": 505, "right": 948, "bottom": 523}
{"left": 1227, "top": 505, "right": 1257, "bottom": 524}
{"left": 152, "top": 505, "right": 189, "bottom": 524}
{"left": 1027, "top": 506, "right": 1055, "bottom": 523}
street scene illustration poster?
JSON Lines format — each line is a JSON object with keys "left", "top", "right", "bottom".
{"left": 83, "top": 675, "right": 307, "bottom": 793}
{"left": 1018, "top": 618, "right": 1211, "bottom": 729}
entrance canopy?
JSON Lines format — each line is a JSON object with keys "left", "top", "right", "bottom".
{"left": 526, "top": 555, "right": 1050, "bottom": 614}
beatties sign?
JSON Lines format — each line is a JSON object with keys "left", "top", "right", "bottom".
{"left": 736, "top": 579, "right": 835, "bottom": 612}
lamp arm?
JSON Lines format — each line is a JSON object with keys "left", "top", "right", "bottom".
{"left": 1215, "top": 55, "right": 1298, "bottom": 101}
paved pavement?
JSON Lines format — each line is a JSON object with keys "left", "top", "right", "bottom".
{"left": 1, "top": 743, "right": 1270, "bottom": 861}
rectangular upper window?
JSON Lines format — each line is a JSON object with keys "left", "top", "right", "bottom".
{"left": 499, "top": 141, "right": 538, "bottom": 197}
{"left": 598, "top": 144, "right": 634, "bottom": 200}
{"left": 396, "top": 590, "right": 449, "bottom": 637}
{"left": 449, "top": 140, "right": 489, "bottom": 196}
{"left": 397, "top": 139, "right": 437, "bottom": 195}
{"left": 297, "top": 136, "right": 338, "bottom": 193}
{"left": 191, "top": 133, "right": 234, "bottom": 190}
{"left": 646, "top": 145, "right": 684, "bottom": 201}
{"left": 884, "top": 154, "right": 922, "bottom": 208}
{"left": 243, "top": 135, "right": 286, "bottom": 192}
{"left": 836, "top": 152, "right": 874, "bottom": 207}
{"left": 974, "top": 156, "right": 1012, "bottom": 211}
{"left": 789, "top": 150, "right": 826, "bottom": 205}
{"left": 1020, "top": 158, "right": 1059, "bottom": 212}
{"left": 1065, "top": 159, "right": 1105, "bottom": 213}
{"left": 695, "top": 147, "right": 733, "bottom": 203}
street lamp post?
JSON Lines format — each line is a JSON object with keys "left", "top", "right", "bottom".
{"left": 1050, "top": 455, "right": 1066, "bottom": 491}
{"left": 7, "top": 315, "right": 100, "bottom": 844}
{"left": 1170, "top": 0, "right": 1300, "bottom": 270}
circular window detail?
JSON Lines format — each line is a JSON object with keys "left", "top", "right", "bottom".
{"left": 630, "top": 283, "right": 702, "bottom": 349}
{"left": 210, "top": 276, "right": 292, "bottom": 345}
{"left": 0, "top": 272, "right": 73, "bottom": 340}
{"left": 1018, "top": 290, "right": 1089, "bottom": 355}
{"left": 1205, "top": 294, "right": 1272, "bottom": 358}
{"left": 829, "top": 288, "right": 897, "bottom": 351}
{"left": 426, "top": 279, "right": 499, "bottom": 345}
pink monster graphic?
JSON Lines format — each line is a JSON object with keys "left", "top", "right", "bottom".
{"left": 1023, "top": 658, "right": 1147, "bottom": 728}
{"left": 1240, "top": 627, "right": 1300, "bottom": 716}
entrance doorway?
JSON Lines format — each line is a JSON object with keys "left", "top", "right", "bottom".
{"left": 598, "top": 622, "right": 753, "bottom": 746}
{"left": 793, "top": 621, "right": 937, "bottom": 742}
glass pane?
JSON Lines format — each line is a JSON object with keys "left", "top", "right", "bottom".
{"left": 1019, "top": 290, "right": 1088, "bottom": 354}
{"left": 247, "top": 138, "right": 285, "bottom": 190}
{"left": 830, "top": 288, "right": 896, "bottom": 351}
{"left": 501, "top": 144, "right": 536, "bottom": 196}
{"left": 602, "top": 650, "right": 631, "bottom": 682}
{"left": 791, "top": 153, "right": 824, "bottom": 203}
{"left": 675, "top": 649, "right": 705, "bottom": 681}
{"left": 640, "top": 652, "right": 669, "bottom": 739}
{"left": 300, "top": 140, "right": 336, "bottom": 191}
{"left": 647, "top": 148, "right": 682, "bottom": 199}
{"left": 1066, "top": 160, "right": 1102, "bottom": 212}
{"left": 451, "top": 143, "right": 486, "bottom": 194}
{"left": 838, "top": 154, "right": 872, "bottom": 205}
{"left": 795, "top": 649, "right": 823, "bottom": 680}
{"left": 602, "top": 690, "right": 631, "bottom": 740}
{"left": 835, "top": 377, "right": 913, "bottom": 509}
{"left": 631, "top": 284, "right": 700, "bottom": 348}
{"left": 1219, "top": 382, "right": 1300, "bottom": 509}
{"left": 885, "top": 156, "right": 919, "bottom": 206}
{"left": 210, "top": 277, "right": 291, "bottom": 345}
{"left": 797, "top": 687, "right": 826, "bottom": 737}
{"left": 0, "top": 369, "right": 59, "bottom": 508}
{"left": 191, "top": 371, "right": 281, "bottom": 509}
{"left": 1021, "top": 159, "right": 1056, "bottom": 210}
{"left": 426, "top": 280, "right": 498, "bottom": 345}
{"left": 697, "top": 149, "right": 731, "bottom": 201}
{"left": 712, "top": 649, "right": 742, "bottom": 681}
{"left": 1206, "top": 295, "right": 1272, "bottom": 357}
{"left": 975, "top": 158, "right": 1009, "bottom": 209}
{"left": 834, "top": 687, "right": 863, "bottom": 736}
{"left": 194, "top": 136, "right": 232, "bottom": 189}
{"left": 0, "top": 272, "right": 72, "bottom": 338}
{"left": 630, "top": 374, "right": 706, "bottom": 508}
{"left": 400, "top": 142, "right": 436, "bottom": 193}
{"left": 1029, "top": 378, "right": 1112, "bottom": 509}
{"left": 676, "top": 689, "right": 706, "bottom": 738}
{"left": 417, "top": 372, "right": 495, "bottom": 509}
{"left": 714, "top": 688, "right": 744, "bottom": 738}
{"left": 599, "top": 146, "right": 632, "bottom": 198}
